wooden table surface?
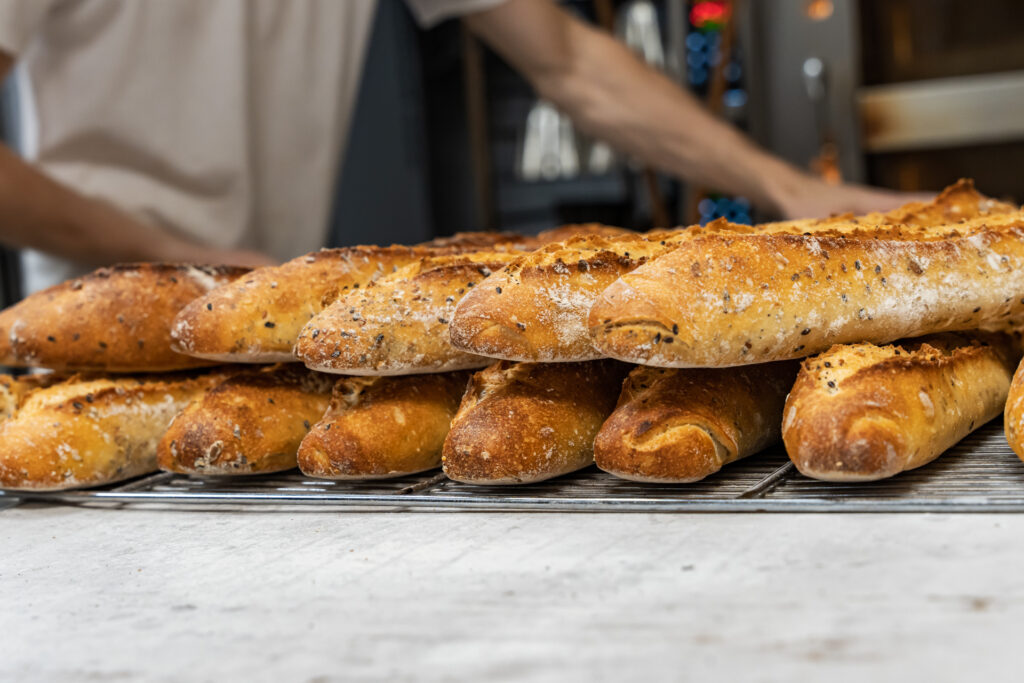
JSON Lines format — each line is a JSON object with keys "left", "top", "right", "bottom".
{"left": 1, "top": 506, "right": 1020, "bottom": 681}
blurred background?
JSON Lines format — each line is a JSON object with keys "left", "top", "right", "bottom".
{"left": 2, "top": 0, "right": 1023, "bottom": 302}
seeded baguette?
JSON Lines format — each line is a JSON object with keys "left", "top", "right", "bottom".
{"left": 0, "top": 370, "right": 228, "bottom": 491}
{"left": 783, "top": 332, "right": 1018, "bottom": 481}
{"left": 442, "top": 360, "right": 630, "bottom": 484}
{"left": 296, "top": 251, "right": 519, "bottom": 376}
{"left": 595, "top": 361, "right": 798, "bottom": 483}
{"left": 297, "top": 371, "right": 470, "bottom": 479}
{"left": 0, "top": 263, "right": 247, "bottom": 372}
{"left": 158, "top": 364, "right": 334, "bottom": 475}
{"left": 450, "top": 234, "right": 675, "bottom": 362}
{"left": 452, "top": 181, "right": 1011, "bottom": 364}
{"left": 590, "top": 212, "right": 1024, "bottom": 368}
{"left": 171, "top": 246, "right": 443, "bottom": 363}
{"left": 1003, "top": 356, "right": 1024, "bottom": 461}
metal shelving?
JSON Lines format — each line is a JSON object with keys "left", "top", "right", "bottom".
{"left": 4, "top": 419, "right": 1023, "bottom": 513}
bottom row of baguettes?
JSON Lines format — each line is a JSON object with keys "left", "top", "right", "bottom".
{"left": 2, "top": 329, "right": 1023, "bottom": 492}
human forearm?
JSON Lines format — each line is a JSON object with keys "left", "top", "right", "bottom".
{"left": 0, "top": 144, "right": 273, "bottom": 267}
{"left": 541, "top": 31, "right": 803, "bottom": 211}
{"left": 0, "top": 144, "right": 183, "bottom": 263}
{"left": 467, "top": 1, "right": 806, "bottom": 213}
{"left": 468, "top": 0, "right": 927, "bottom": 219}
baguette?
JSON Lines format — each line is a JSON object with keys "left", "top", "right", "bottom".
{"left": 783, "top": 332, "right": 1018, "bottom": 481}
{"left": 296, "top": 251, "right": 519, "bottom": 375}
{"left": 450, "top": 233, "right": 675, "bottom": 362}
{"left": 1003, "top": 357, "right": 1024, "bottom": 461}
{"left": 442, "top": 360, "right": 630, "bottom": 484}
{"left": 157, "top": 364, "right": 334, "bottom": 475}
{"left": 590, "top": 212, "right": 1024, "bottom": 368}
{"left": 594, "top": 361, "right": 798, "bottom": 483}
{"left": 447, "top": 221, "right": 883, "bottom": 365}
{"left": 297, "top": 371, "right": 470, "bottom": 479}
{"left": 171, "top": 246, "right": 436, "bottom": 363}
{"left": 0, "top": 264, "right": 247, "bottom": 372}
{"left": 451, "top": 181, "right": 1011, "bottom": 364}
{"left": 0, "top": 370, "right": 227, "bottom": 491}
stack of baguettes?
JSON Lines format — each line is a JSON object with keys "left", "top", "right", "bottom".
{"left": 0, "top": 225, "right": 629, "bottom": 490}
{"left": 4, "top": 180, "right": 1024, "bottom": 493}
{"left": 439, "top": 179, "right": 1024, "bottom": 483}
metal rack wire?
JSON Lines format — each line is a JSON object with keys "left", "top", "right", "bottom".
{"left": 4, "top": 419, "right": 1024, "bottom": 512}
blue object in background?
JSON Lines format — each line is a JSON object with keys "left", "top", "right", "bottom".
{"left": 697, "top": 195, "right": 751, "bottom": 225}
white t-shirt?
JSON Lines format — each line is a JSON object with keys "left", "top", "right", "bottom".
{"left": 0, "top": 0, "right": 504, "bottom": 292}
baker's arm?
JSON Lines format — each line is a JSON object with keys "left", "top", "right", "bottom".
{"left": 465, "top": 0, "right": 924, "bottom": 219}
{"left": 0, "top": 51, "right": 274, "bottom": 268}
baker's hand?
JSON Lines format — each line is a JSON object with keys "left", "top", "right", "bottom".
{"left": 772, "top": 176, "right": 934, "bottom": 221}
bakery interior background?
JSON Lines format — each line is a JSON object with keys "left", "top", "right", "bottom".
{"left": 1, "top": 0, "right": 1022, "bottom": 301}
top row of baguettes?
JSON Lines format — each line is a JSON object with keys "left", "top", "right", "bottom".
{"left": 0, "top": 180, "right": 1020, "bottom": 375}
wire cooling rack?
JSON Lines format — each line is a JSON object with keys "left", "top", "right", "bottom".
{"left": 3, "top": 419, "right": 1024, "bottom": 512}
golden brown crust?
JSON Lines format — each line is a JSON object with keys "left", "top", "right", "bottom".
{"left": 441, "top": 360, "right": 630, "bottom": 484}
{"left": 171, "top": 246, "right": 435, "bottom": 363}
{"left": 877, "top": 178, "right": 1017, "bottom": 226}
{"left": 296, "top": 252, "right": 518, "bottom": 375}
{"left": 594, "top": 362, "right": 798, "bottom": 483}
{"left": 0, "top": 323, "right": 16, "bottom": 367}
{"left": 1004, "top": 356, "right": 1024, "bottom": 461}
{"left": 450, "top": 234, "right": 671, "bottom": 362}
{"left": 590, "top": 214, "right": 1024, "bottom": 368}
{"left": 0, "top": 263, "right": 247, "bottom": 372}
{"left": 297, "top": 371, "right": 470, "bottom": 479}
{"left": 783, "top": 332, "right": 1019, "bottom": 481}
{"left": 451, "top": 183, "right": 1013, "bottom": 365}
{"left": 0, "top": 370, "right": 228, "bottom": 491}
{"left": 157, "top": 364, "right": 334, "bottom": 475}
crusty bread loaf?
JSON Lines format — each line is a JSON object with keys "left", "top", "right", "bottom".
{"left": 450, "top": 234, "right": 674, "bottom": 362}
{"left": 594, "top": 361, "right": 798, "bottom": 483}
{"left": 297, "top": 371, "right": 470, "bottom": 479}
{"left": 0, "top": 264, "right": 246, "bottom": 372}
{"left": 157, "top": 364, "right": 334, "bottom": 475}
{"left": 442, "top": 360, "right": 630, "bottom": 484}
{"left": 1004, "top": 356, "right": 1024, "bottom": 461}
{"left": 296, "top": 251, "right": 519, "bottom": 375}
{"left": 784, "top": 332, "right": 1018, "bottom": 481}
{"left": 451, "top": 181, "right": 1009, "bottom": 365}
{"left": 590, "top": 212, "right": 1024, "bottom": 368}
{"left": 0, "top": 370, "right": 227, "bottom": 491}
{"left": 171, "top": 246, "right": 436, "bottom": 363}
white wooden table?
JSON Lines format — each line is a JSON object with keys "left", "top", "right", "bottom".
{"left": 1, "top": 506, "right": 1020, "bottom": 681}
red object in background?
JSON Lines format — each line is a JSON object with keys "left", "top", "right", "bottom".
{"left": 690, "top": 1, "right": 730, "bottom": 31}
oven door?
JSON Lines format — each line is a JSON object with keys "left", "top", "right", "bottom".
{"left": 750, "top": 0, "right": 1024, "bottom": 199}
